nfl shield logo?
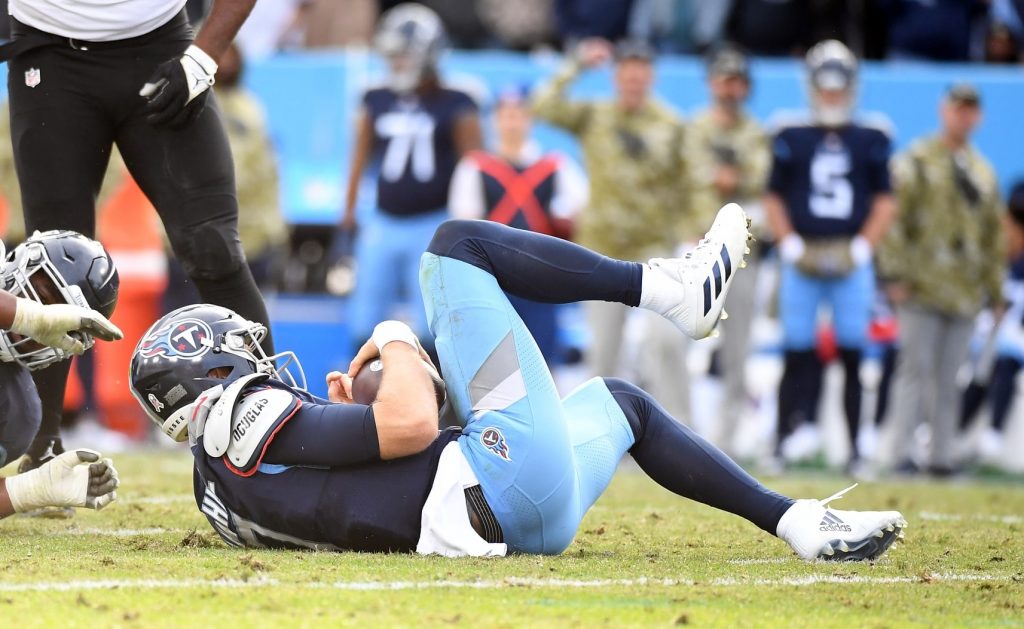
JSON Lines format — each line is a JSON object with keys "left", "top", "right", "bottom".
{"left": 24, "top": 68, "right": 40, "bottom": 88}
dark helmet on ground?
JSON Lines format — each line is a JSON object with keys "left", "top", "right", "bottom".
{"left": 130, "top": 303, "right": 305, "bottom": 441}
{"left": 0, "top": 230, "right": 119, "bottom": 370}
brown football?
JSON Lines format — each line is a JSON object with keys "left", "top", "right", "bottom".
{"left": 351, "top": 358, "right": 447, "bottom": 408}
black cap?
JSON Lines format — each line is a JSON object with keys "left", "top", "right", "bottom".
{"left": 614, "top": 39, "right": 655, "bottom": 63}
{"left": 706, "top": 44, "right": 750, "bottom": 80}
{"left": 946, "top": 82, "right": 981, "bottom": 107}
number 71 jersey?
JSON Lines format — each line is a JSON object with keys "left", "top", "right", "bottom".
{"left": 364, "top": 86, "right": 478, "bottom": 217}
{"left": 767, "top": 119, "right": 892, "bottom": 237}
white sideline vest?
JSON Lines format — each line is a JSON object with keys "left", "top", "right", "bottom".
{"left": 9, "top": 0, "right": 188, "bottom": 41}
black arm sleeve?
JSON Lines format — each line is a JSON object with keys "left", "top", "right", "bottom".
{"left": 263, "top": 401, "right": 381, "bottom": 467}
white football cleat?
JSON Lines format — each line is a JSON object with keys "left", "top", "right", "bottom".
{"left": 776, "top": 484, "right": 906, "bottom": 561}
{"left": 647, "top": 203, "right": 752, "bottom": 340}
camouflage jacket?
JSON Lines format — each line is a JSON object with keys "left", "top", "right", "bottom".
{"left": 532, "top": 62, "right": 689, "bottom": 260}
{"left": 215, "top": 87, "right": 289, "bottom": 258}
{"left": 684, "top": 107, "right": 769, "bottom": 238}
{"left": 878, "top": 134, "right": 1005, "bottom": 317}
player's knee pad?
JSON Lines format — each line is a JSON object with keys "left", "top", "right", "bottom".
{"left": 168, "top": 219, "right": 246, "bottom": 281}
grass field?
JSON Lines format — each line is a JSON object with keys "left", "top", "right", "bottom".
{"left": 1, "top": 451, "right": 1022, "bottom": 628}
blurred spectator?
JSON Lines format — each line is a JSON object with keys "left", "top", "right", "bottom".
{"left": 235, "top": 0, "right": 312, "bottom": 58}
{"left": 532, "top": 39, "right": 694, "bottom": 422}
{"left": 689, "top": 0, "right": 733, "bottom": 52}
{"left": 726, "top": 0, "right": 813, "bottom": 57}
{"left": 338, "top": 4, "right": 481, "bottom": 356}
{"left": 379, "top": 1, "right": 492, "bottom": 49}
{"left": 477, "top": 0, "right": 556, "bottom": 50}
{"left": 627, "top": 0, "right": 693, "bottom": 53}
{"left": 764, "top": 41, "right": 896, "bottom": 472}
{"left": 876, "top": 0, "right": 988, "bottom": 61}
{"left": 984, "top": 22, "right": 1021, "bottom": 63}
{"left": 991, "top": 0, "right": 1024, "bottom": 41}
{"left": 303, "top": 0, "right": 378, "bottom": 49}
{"left": 959, "top": 181, "right": 1024, "bottom": 465}
{"left": 448, "top": 85, "right": 588, "bottom": 362}
{"left": 216, "top": 44, "right": 290, "bottom": 289}
{"left": 555, "top": 0, "right": 636, "bottom": 47}
{"left": 877, "top": 84, "right": 1005, "bottom": 475}
{"left": 684, "top": 44, "right": 770, "bottom": 455}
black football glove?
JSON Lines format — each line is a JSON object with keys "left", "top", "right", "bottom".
{"left": 139, "top": 44, "right": 218, "bottom": 127}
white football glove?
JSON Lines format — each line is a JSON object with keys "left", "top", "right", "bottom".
{"left": 779, "top": 233, "right": 806, "bottom": 264}
{"left": 5, "top": 449, "right": 119, "bottom": 513}
{"left": 10, "top": 297, "right": 123, "bottom": 354}
{"left": 849, "top": 235, "right": 872, "bottom": 267}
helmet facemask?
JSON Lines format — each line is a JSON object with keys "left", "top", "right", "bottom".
{"left": 0, "top": 239, "right": 95, "bottom": 370}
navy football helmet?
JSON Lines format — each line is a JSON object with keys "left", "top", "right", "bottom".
{"left": 806, "top": 39, "right": 858, "bottom": 127}
{"left": 374, "top": 3, "right": 446, "bottom": 93}
{"left": 130, "top": 304, "right": 306, "bottom": 441}
{"left": 0, "top": 230, "right": 119, "bottom": 370}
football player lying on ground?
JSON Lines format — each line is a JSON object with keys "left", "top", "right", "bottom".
{"left": 0, "top": 232, "right": 122, "bottom": 518}
{"left": 131, "top": 204, "right": 906, "bottom": 560}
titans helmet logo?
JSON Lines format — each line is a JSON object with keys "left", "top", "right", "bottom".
{"left": 139, "top": 319, "right": 213, "bottom": 359}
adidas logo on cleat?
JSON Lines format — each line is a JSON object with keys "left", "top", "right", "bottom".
{"left": 819, "top": 511, "right": 853, "bottom": 533}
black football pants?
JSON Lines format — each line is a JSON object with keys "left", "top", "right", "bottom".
{"left": 6, "top": 12, "right": 271, "bottom": 453}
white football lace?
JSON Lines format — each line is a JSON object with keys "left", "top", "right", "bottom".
{"left": 817, "top": 483, "right": 858, "bottom": 507}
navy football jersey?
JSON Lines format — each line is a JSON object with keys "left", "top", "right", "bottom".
{"left": 364, "top": 86, "right": 477, "bottom": 216}
{"left": 191, "top": 380, "right": 461, "bottom": 551}
{"left": 768, "top": 121, "right": 892, "bottom": 237}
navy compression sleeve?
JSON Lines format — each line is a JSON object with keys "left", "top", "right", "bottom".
{"left": 263, "top": 401, "right": 381, "bottom": 467}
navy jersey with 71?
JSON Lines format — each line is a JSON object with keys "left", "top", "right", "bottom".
{"left": 364, "top": 86, "right": 477, "bottom": 217}
{"left": 768, "top": 121, "right": 892, "bottom": 237}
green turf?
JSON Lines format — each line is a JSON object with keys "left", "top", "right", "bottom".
{"left": 1, "top": 451, "right": 1022, "bottom": 628}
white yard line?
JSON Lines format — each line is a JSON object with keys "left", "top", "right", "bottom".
{"left": 0, "top": 572, "right": 1013, "bottom": 593}
{"left": 918, "top": 511, "right": 1023, "bottom": 525}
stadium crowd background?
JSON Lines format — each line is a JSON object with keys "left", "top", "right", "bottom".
{"left": 2, "top": 0, "right": 1024, "bottom": 477}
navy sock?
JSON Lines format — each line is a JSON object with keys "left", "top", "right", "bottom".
{"left": 605, "top": 378, "right": 794, "bottom": 535}
{"left": 989, "top": 357, "right": 1021, "bottom": 432}
{"left": 426, "top": 219, "right": 644, "bottom": 307}
{"left": 777, "top": 349, "right": 822, "bottom": 451}
{"left": 839, "top": 347, "right": 863, "bottom": 458}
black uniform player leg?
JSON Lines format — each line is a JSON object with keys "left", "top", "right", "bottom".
{"left": 426, "top": 220, "right": 643, "bottom": 306}
{"left": 839, "top": 347, "right": 863, "bottom": 459}
{"left": 605, "top": 377, "right": 794, "bottom": 534}
{"left": 0, "top": 363, "right": 42, "bottom": 468}
{"left": 776, "top": 349, "right": 823, "bottom": 454}
{"left": 987, "top": 356, "right": 1022, "bottom": 433}
{"left": 876, "top": 344, "right": 898, "bottom": 426}
{"left": 7, "top": 44, "right": 117, "bottom": 464}
{"left": 115, "top": 89, "right": 273, "bottom": 353}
